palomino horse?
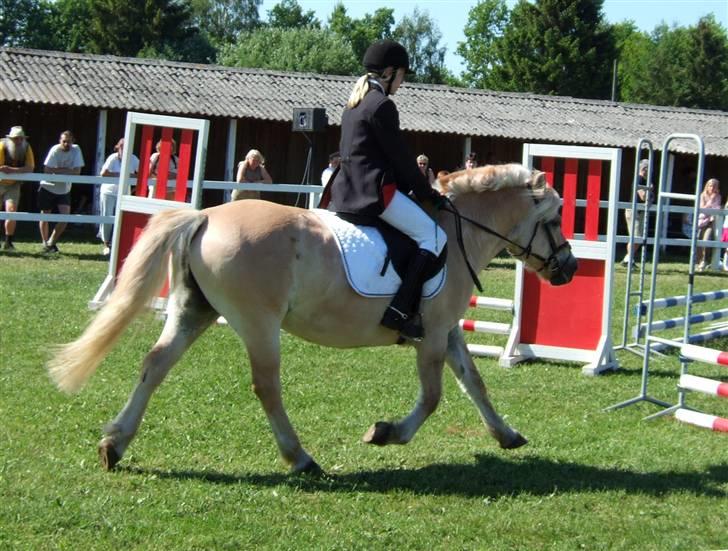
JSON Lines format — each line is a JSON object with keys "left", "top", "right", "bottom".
{"left": 48, "top": 164, "right": 577, "bottom": 474}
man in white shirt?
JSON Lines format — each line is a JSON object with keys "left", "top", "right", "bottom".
{"left": 39, "top": 130, "right": 84, "bottom": 253}
{"left": 320, "top": 151, "right": 340, "bottom": 186}
{"left": 99, "top": 138, "right": 139, "bottom": 255}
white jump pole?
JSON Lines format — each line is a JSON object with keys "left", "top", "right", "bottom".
{"left": 674, "top": 409, "right": 728, "bottom": 433}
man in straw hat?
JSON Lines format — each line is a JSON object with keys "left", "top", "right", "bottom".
{"left": 0, "top": 126, "right": 35, "bottom": 250}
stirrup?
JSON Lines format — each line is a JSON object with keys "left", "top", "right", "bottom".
{"left": 399, "top": 313, "right": 424, "bottom": 341}
{"left": 380, "top": 305, "right": 408, "bottom": 331}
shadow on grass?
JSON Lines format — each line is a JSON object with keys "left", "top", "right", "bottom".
{"left": 119, "top": 454, "right": 728, "bottom": 499}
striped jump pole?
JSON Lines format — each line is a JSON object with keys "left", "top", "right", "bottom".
{"left": 674, "top": 409, "right": 728, "bottom": 433}
{"left": 636, "top": 308, "right": 728, "bottom": 338}
{"left": 461, "top": 295, "right": 514, "bottom": 359}
{"left": 459, "top": 319, "right": 511, "bottom": 335}
{"left": 469, "top": 295, "right": 514, "bottom": 312}
{"left": 678, "top": 374, "right": 728, "bottom": 397}
{"left": 679, "top": 343, "right": 728, "bottom": 366}
{"left": 635, "top": 289, "right": 728, "bottom": 316}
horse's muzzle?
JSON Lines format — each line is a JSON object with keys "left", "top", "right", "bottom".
{"left": 550, "top": 251, "right": 578, "bottom": 286}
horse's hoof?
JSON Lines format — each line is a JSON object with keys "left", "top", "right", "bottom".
{"left": 98, "top": 440, "right": 121, "bottom": 471}
{"left": 501, "top": 432, "right": 528, "bottom": 450}
{"left": 291, "top": 458, "right": 324, "bottom": 477}
{"left": 362, "top": 421, "right": 393, "bottom": 446}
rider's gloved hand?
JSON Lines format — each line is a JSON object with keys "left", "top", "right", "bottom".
{"left": 429, "top": 188, "right": 448, "bottom": 210}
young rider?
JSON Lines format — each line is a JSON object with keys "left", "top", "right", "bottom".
{"left": 328, "top": 39, "right": 446, "bottom": 341}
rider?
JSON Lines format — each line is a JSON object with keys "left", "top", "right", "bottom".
{"left": 328, "top": 39, "right": 447, "bottom": 341}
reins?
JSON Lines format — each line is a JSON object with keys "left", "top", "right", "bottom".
{"left": 439, "top": 194, "right": 558, "bottom": 292}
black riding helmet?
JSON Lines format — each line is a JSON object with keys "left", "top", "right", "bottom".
{"left": 363, "top": 39, "right": 412, "bottom": 74}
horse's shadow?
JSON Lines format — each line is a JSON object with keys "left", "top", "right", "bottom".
{"left": 119, "top": 453, "right": 728, "bottom": 499}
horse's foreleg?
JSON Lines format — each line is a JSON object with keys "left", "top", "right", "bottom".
{"left": 363, "top": 341, "right": 445, "bottom": 446}
{"left": 99, "top": 296, "right": 217, "bottom": 470}
{"left": 444, "top": 328, "right": 527, "bottom": 449}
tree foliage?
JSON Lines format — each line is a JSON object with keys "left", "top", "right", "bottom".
{"left": 491, "top": 0, "right": 615, "bottom": 98}
{"left": 217, "top": 26, "right": 358, "bottom": 75}
{"left": 267, "top": 0, "right": 319, "bottom": 29}
{"left": 616, "top": 16, "right": 728, "bottom": 109}
{"left": 328, "top": 4, "right": 394, "bottom": 64}
{"left": 84, "top": 0, "right": 214, "bottom": 62}
{"left": 392, "top": 7, "right": 448, "bottom": 83}
{"left": 189, "top": 0, "right": 262, "bottom": 46}
{"left": 457, "top": 0, "right": 509, "bottom": 88}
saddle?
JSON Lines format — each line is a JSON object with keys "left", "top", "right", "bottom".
{"left": 313, "top": 209, "right": 447, "bottom": 298}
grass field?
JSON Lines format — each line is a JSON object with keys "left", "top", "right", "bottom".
{"left": 1, "top": 231, "right": 727, "bottom": 550}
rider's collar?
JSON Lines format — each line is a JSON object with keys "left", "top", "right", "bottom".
{"left": 368, "top": 79, "right": 386, "bottom": 95}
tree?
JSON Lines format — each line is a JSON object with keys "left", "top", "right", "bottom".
{"left": 0, "top": 0, "right": 60, "bottom": 49}
{"left": 490, "top": 0, "right": 615, "bottom": 98}
{"left": 267, "top": 0, "right": 319, "bottom": 29}
{"left": 86, "top": 0, "right": 214, "bottom": 62}
{"left": 457, "top": 0, "right": 510, "bottom": 88}
{"left": 616, "top": 16, "right": 728, "bottom": 110}
{"left": 392, "top": 7, "right": 448, "bottom": 84}
{"left": 218, "top": 26, "right": 358, "bottom": 74}
{"left": 189, "top": 0, "right": 262, "bottom": 47}
{"left": 328, "top": 3, "right": 394, "bottom": 64}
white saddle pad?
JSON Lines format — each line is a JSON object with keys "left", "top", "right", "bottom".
{"left": 314, "top": 208, "right": 446, "bottom": 298}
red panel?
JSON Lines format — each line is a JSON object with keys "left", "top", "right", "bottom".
{"left": 561, "top": 159, "right": 578, "bottom": 239}
{"left": 175, "top": 129, "right": 193, "bottom": 202}
{"left": 135, "top": 126, "right": 154, "bottom": 198}
{"left": 116, "top": 211, "right": 169, "bottom": 297}
{"left": 540, "top": 157, "right": 555, "bottom": 188}
{"left": 116, "top": 211, "right": 151, "bottom": 277}
{"left": 154, "top": 127, "right": 174, "bottom": 199}
{"left": 585, "top": 160, "right": 602, "bottom": 240}
{"left": 519, "top": 258, "right": 605, "bottom": 349}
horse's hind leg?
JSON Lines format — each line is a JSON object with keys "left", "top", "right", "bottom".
{"left": 444, "top": 328, "right": 527, "bottom": 449}
{"left": 99, "top": 290, "right": 217, "bottom": 470}
{"left": 230, "top": 317, "right": 319, "bottom": 475}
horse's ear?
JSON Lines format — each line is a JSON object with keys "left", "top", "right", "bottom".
{"left": 532, "top": 170, "right": 548, "bottom": 188}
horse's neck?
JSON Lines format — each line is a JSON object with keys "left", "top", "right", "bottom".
{"left": 444, "top": 190, "right": 523, "bottom": 271}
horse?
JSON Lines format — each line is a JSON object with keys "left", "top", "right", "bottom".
{"left": 48, "top": 163, "right": 577, "bottom": 474}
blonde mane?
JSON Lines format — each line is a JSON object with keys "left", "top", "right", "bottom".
{"left": 437, "top": 163, "right": 558, "bottom": 221}
{"left": 437, "top": 164, "right": 535, "bottom": 197}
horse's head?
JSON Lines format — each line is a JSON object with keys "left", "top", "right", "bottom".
{"left": 439, "top": 164, "right": 577, "bottom": 286}
{"left": 505, "top": 170, "right": 577, "bottom": 285}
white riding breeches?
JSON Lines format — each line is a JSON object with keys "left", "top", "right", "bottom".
{"left": 378, "top": 190, "right": 446, "bottom": 256}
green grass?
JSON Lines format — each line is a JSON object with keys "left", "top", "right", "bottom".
{"left": 1, "top": 235, "right": 727, "bottom": 550}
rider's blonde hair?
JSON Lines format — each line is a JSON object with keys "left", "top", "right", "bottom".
{"left": 347, "top": 68, "right": 394, "bottom": 109}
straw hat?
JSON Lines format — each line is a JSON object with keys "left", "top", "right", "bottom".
{"left": 7, "top": 126, "right": 27, "bottom": 139}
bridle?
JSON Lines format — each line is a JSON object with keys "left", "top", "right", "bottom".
{"left": 439, "top": 194, "right": 571, "bottom": 292}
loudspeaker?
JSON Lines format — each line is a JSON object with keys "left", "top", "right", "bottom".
{"left": 292, "top": 108, "right": 327, "bottom": 132}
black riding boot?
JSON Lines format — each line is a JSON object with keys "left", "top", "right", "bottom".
{"left": 380, "top": 248, "right": 439, "bottom": 341}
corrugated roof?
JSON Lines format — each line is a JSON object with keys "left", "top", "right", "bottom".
{"left": 2, "top": 47, "right": 727, "bottom": 157}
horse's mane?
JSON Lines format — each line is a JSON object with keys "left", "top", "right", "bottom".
{"left": 437, "top": 164, "right": 535, "bottom": 197}
{"left": 437, "top": 163, "right": 558, "bottom": 221}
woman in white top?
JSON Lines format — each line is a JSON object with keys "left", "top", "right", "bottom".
{"left": 99, "top": 138, "right": 139, "bottom": 255}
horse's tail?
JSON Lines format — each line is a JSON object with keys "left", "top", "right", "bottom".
{"left": 47, "top": 208, "right": 208, "bottom": 393}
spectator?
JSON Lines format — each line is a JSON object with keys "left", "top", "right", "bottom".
{"left": 416, "top": 154, "right": 436, "bottom": 186}
{"left": 0, "top": 126, "right": 35, "bottom": 250}
{"left": 99, "top": 138, "right": 139, "bottom": 256}
{"left": 232, "top": 149, "right": 272, "bottom": 201}
{"left": 696, "top": 178, "right": 721, "bottom": 271}
{"left": 721, "top": 188, "right": 728, "bottom": 271}
{"left": 148, "top": 138, "right": 179, "bottom": 200}
{"left": 465, "top": 152, "right": 478, "bottom": 170}
{"left": 39, "top": 130, "right": 84, "bottom": 254}
{"left": 321, "top": 151, "right": 341, "bottom": 186}
{"left": 622, "top": 159, "right": 653, "bottom": 266}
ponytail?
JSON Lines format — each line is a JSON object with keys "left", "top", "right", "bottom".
{"left": 347, "top": 75, "right": 371, "bottom": 109}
